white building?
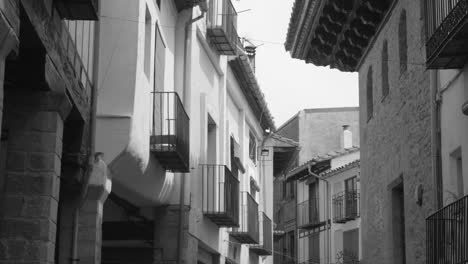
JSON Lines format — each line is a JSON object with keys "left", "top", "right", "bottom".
{"left": 95, "top": 0, "right": 290, "bottom": 263}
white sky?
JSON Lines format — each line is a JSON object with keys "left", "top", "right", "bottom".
{"left": 232, "top": 0, "right": 359, "bottom": 126}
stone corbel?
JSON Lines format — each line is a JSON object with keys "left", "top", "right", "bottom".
{"left": 86, "top": 152, "right": 112, "bottom": 203}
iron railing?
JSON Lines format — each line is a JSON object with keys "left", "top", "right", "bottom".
{"left": 59, "top": 20, "right": 94, "bottom": 104}
{"left": 333, "top": 190, "right": 360, "bottom": 223}
{"left": 201, "top": 164, "right": 239, "bottom": 227}
{"left": 424, "top": 0, "right": 468, "bottom": 68}
{"left": 150, "top": 92, "right": 190, "bottom": 172}
{"left": 249, "top": 212, "right": 273, "bottom": 255}
{"left": 206, "top": 0, "right": 240, "bottom": 55}
{"left": 297, "top": 198, "right": 320, "bottom": 229}
{"left": 426, "top": 195, "right": 468, "bottom": 264}
{"left": 230, "top": 192, "right": 259, "bottom": 244}
{"left": 425, "top": 0, "right": 461, "bottom": 40}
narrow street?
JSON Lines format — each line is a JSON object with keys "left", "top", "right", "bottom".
{"left": 0, "top": 0, "right": 465, "bottom": 264}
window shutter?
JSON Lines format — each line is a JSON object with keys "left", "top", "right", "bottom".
{"left": 154, "top": 25, "right": 166, "bottom": 92}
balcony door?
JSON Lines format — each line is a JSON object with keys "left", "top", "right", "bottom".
{"left": 309, "top": 182, "right": 319, "bottom": 223}
{"left": 345, "top": 177, "right": 357, "bottom": 217}
{"left": 343, "top": 228, "right": 359, "bottom": 263}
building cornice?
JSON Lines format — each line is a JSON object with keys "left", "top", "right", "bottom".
{"left": 229, "top": 55, "right": 276, "bottom": 131}
{"left": 285, "top": 0, "right": 395, "bottom": 72}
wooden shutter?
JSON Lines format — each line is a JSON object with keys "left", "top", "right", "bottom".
{"left": 343, "top": 228, "right": 359, "bottom": 262}
{"left": 154, "top": 25, "right": 165, "bottom": 92}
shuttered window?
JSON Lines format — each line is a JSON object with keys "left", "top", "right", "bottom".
{"left": 343, "top": 228, "right": 359, "bottom": 262}
{"left": 154, "top": 25, "right": 166, "bottom": 92}
{"left": 309, "top": 232, "right": 320, "bottom": 262}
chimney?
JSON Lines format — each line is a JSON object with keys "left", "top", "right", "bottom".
{"left": 342, "top": 125, "right": 353, "bottom": 149}
{"left": 245, "top": 45, "right": 256, "bottom": 73}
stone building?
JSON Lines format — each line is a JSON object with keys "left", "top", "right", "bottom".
{"left": 0, "top": 0, "right": 110, "bottom": 263}
{"left": 273, "top": 107, "right": 359, "bottom": 264}
{"left": 0, "top": 0, "right": 295, "bottom": 264}
{"left": 284, "top": 0, "right": 455, "bottom": 264}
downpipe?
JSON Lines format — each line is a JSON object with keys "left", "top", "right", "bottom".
{"left": 178, "top": 9, "right": 205, "bottom": 264}
{"left": 308, "top": 165, "right": 331, "bottom": 264}
{"left": 430, "top": 70, "right": 442, "bottom": 209}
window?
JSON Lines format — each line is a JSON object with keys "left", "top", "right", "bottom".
{"left": 399, "top": 10, "right": 407, "bottom": 74}
{"left": 345, "top": 177, "right": 357, "bottom": 193}
{"left": 309, "top": 233, "right": 320, "bottom": 262}
{"left": 144, "top": 7, "right": 152, "bottom": 78}
{"left": 450, "top": 147, "right": 464, "bottom": 198}
{"left": 345, "top": 177, "right": 358, "bottom": 217}
{"left": 382, "top": 40, "right": 389, "bottom": 99}
{"left": 249, "top": 132, "right": 257, "bottom": 163}
{"left": 288, "top": 231, "right": 295, "bottom": 258}
{"left": 154, "top": 25, "right": 166, "bottom": 92}
{"left": 367, "top": 66, "right": 374, "bottom": 121}
{"left": 343, "top": 229, "right": 359, "bottom": 262}
{"left": 284, "top": 181, "right": 294, "bottom": 199}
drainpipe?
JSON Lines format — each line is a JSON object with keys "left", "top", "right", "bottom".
{"left": 430, "top": 70, "right": 443, "bottom": 209}
{"left": 308, "top": 165, "right": 331, "bottom": 264}
{"left": 178, "top": 9, "right": 205, "bottom": 264}
{"left": 70, "top": 18, "right": 101, "bottom": 264}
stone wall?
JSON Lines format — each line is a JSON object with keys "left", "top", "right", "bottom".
{"left": 358, "top": 0, "right": 435, "bottom": 263}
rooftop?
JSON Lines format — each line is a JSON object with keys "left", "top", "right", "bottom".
{"left": 286, "top": 146, "right": 360, "bottom": 181}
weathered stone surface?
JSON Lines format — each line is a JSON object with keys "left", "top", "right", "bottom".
{"left": 358, "top": 1, "right": 435, "bottom": 264}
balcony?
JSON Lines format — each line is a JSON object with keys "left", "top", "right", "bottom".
{"left": 297, "top": 198, "right": 321, "bottom": 230}
{"left": 249, "top": 212, "right": 273, "bottom": 256}
{"left": 55, "top": 0, "right": 99, "bottom": 20}
{"left": 425, "top": 0, "right": 468, "bottom": 69}
{"left": 333, "top": 190, "right": 360, "bottom": 223}
{"left": 230, "top": 192, "right": 259, "bottom": 244}
{"left": 150, "top": 92, "right": 190, "bottom": 173}
{"left": 202, "top": 164, "right": 239, "bottom": 227}
{"left": 206, "top": 0, "right": 240, "bottom": 55}
{"left": 426, "top": 195, "right": 468, "bottom": 264}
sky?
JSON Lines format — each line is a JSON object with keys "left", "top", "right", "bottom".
{"left": 232, "top": 0, "right": 359, "bottom": 127}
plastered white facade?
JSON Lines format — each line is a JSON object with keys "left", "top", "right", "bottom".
{"left": 297, "top": 151, "right": 360, "bottom": 264}
{"left": 437, "top": 68, "right": 468, "bottom": 206}
{"left": 95, "top": 1, "right": 274, "bottom": 263}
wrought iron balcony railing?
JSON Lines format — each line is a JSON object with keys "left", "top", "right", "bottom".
{"left": 425, "top": 0, "right": 468, "bottom": 68}
{"left": 333, "top": 190, "right": 360, "bottom": 223}
{"left": 297, "top": 198, "right": 321, "bottom": 229}
{"left": 150, "top": 92, "right": 190, "bottom": 172}
{"left": 202, "top": 164, "right": 239, "bottom": 227}
{"left": 206, "top": 0, "right": 240, "bottom": 55}
{"left": 230, "top": 192, "right": 259, "bottom": 244}
{"left": 55, "top": 0, "right": 99, "bottom": 20}
{"left": 426, "top": 194, "right": 468, "bottom": 264}
{"left": 249, "top": 212, "right": 273, "bottom": 256}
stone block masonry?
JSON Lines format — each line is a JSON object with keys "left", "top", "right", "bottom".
{"left": 358, "top": 0, "right": 435, "bottom": 264}
{"left": 0, "top": 90, "right": 71, "bottom": 263}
